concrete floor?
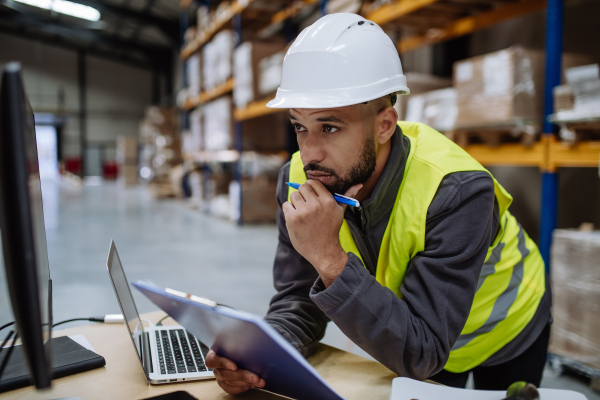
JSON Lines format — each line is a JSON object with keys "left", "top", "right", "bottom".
{"left": 0, "top": 180, "right": 598, "bottom": 399}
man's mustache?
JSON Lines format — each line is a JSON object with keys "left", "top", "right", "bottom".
{"left": 303, "top": 163, "right": 339, "bottom": 178}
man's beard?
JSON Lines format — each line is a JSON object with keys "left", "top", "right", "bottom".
{"left": 303, "top": 134, "right": 377, "bottom": 195}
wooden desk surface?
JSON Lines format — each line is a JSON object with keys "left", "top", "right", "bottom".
{"left": 1, "top": 311, "right": 398, "bottom": 400}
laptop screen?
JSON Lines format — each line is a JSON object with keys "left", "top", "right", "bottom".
{"left": 106, "top": 241, "right": 144, "bottom": 364}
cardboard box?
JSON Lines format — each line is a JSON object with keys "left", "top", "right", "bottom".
{"left": 144, "top": 106, "right": 178, "bottom": 128}
{"left": 405, "top": 88, "right": 457, "bottom": 132}
{"left": 453, "top": 47, "right": 596, "bottom": 128}
{"left": 119, "top": 164, "right": 138, "bottom": 185}
{"left": 204, "top": 96, "right": 233, "bottom": 151}
{"left": 203, "top": 30, "right": 233, "bottom": 91}
{"left": 553, "top": 85, "right": 575, "bottom": 112}
{"left": 241, "top": 112, "right": 288, "bottom": 152}
{"left": 258, "top": 50, "right": 286, "bottom": 99}
{"left": 234, "top": 41, "right": 286, "bottom": 108}
{"left": 187, "top": 53, "right": 202, "bottom": 99}
{"left": 240, "top": 176, "right": 278, "bottom": 223}
{"left": 116, "top": 136, "right": 138, "bottom": 164}
{"left": 549, "top": 229, "right": 600, "bottom": 371}
{"left": 453, "top": 47, "right": 545, "bottom": 128}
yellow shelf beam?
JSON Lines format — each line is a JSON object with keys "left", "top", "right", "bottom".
{"left": 181, "top": 0, "right": 253, "bottom": 60}
{"left": 234, "top": 98, "right": 286, "bottom": 121}
{"left": 183, "top": 78, "right": 234, "bottom": 111}
{"left": 366, "top": 0, "right": 442, "bottom": 26}
{"left": 398, "top": 0, "right": 546, "bottom": 53}
{"left": 462, "top": 136, "right": 600, "bottom": 171}
{"left": 464, "top": 142, "right": 546, "bottom": 168}
{"left": 272, "top": 0, "right": 319, "bottom": 24}
{"left": 547, "top": 136, "right": 600, "bottom": 171}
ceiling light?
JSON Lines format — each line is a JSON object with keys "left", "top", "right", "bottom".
{"left": 14, "top": 0, "right": 101, "bottom": 21}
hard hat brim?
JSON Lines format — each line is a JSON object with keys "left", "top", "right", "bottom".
{"left": 266, "top": 77, "right": 410, "bottom": 109}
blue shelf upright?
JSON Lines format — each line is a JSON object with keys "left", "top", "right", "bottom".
{"left": 539, "top": 0, "right": 564, "bottom": 273}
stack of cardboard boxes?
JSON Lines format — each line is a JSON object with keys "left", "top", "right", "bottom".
{"left": 116, "top": 136, "right": 138, "bottom": 185}
{"left": 550, "top": 229, "right": 600, "bottom": 372}
{"left": 403, "top": 46, "right": 594, "bottom": 144}
{"left": 139, "top": 106, "right": 181, "bottom": 189}
{"left": 233, "top": 40, "right": 286, "bottom": 109}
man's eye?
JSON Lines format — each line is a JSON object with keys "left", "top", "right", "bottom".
{"left": 323, "top": 125, "right": 339, "bottom": 133}
{"left": 293, "top": 124, "right": 306, "bottom": 132}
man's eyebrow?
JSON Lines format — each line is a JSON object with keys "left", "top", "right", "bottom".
{"left": 289, "top": 112, "right": 298, "bottom": 121}
{"left": 315, "top": 116, "right": 345, "bottom": 123}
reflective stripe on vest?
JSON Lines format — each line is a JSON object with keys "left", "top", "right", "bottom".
{"left": 287, "top": 121, "right": 546, "bottom": 372}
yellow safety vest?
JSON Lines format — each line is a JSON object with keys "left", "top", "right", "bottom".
{"left": 288, "top": 121, "right": 546, "bottom": 373}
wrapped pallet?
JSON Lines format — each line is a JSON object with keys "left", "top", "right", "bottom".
{"left": 187, "top": 53, "right": 202, "bottom": 99}
{"left": 203, "top": 30, "right": 233, "bottom": 90}
{"left": 550, "top": 229, "right": 600, "bottom": 371}
{"left": 405, "top": 88, "right": 457, "bottom": 132}
{"left": 139, "top": 106, "right": 181, "bottom": 183}
{"left": 233, "top": 41, "right": 286, "bottom": 108}
{"left": 203, "top": 96, "right": 232, "bottom": 151}
{"left": 453, "top": 47, "right": 545, "bottom": 128}
{"left": 453, "top": 47, "right": 595, "bottom": 128}
{"left": 258, "top": 50, "right": 286, "bottom": 99}
{"left": 394, "top": 73, "right": 451, "bottom": 121}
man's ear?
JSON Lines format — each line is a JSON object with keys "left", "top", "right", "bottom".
{"left": 377, "top": 106, "right": 398, "bottom": 144}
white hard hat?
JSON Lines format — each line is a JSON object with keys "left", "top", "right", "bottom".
{"left": 266, "top": 13, "right": 409, "bottom": 109}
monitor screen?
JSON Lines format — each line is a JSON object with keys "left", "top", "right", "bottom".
{"left": 22, "top": 83, "right": 52, "bottom": 351}
{"left": 0, "top": 62, "right": 52, "bottom": 388}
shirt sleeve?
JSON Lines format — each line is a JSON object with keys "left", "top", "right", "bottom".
{"left": 309, "top": 171, "right": 496, "bottom": 379}
{"left": 264, "top": 162, "right": 330, "bottom": 358}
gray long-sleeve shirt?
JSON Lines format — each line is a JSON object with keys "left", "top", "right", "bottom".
{"left": 265, "top": 127, "right": 551, "bottom": 379}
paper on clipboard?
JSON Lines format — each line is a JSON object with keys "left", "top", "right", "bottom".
{"left": 390, "top": 377, "right": 588, "bottom": 400}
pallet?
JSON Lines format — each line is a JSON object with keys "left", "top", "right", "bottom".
{"left": 548, "top": 353, "right": 600, "bottom": 393}
{"left": 556, "top": 121, "right": 600, "bottom": 144}
{"left": 445, "top": 123, "right": 540, "bottom": 147}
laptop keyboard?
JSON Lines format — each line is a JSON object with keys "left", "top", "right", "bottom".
{"left": 155, "top": 329, "right": 211, "bottom": 375}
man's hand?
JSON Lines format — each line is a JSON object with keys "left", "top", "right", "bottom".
{"left": 282, "top": 180, "right": 362, "bottom": 287}
{"left": 205, "top": 350, "right": 265, "bottom": 395}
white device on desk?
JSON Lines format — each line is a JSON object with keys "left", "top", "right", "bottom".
{"left": 390, "top": 377, "right": 588, "bottom": 400}
{"left": 106, "top": 241, "right": 214, "bottom": 384}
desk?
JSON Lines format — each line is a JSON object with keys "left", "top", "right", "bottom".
{"left": 0, "top": 311, "right": 399, "bottom": 400}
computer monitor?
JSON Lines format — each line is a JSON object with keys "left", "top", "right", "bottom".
{"left": 0, "top": 62, "right": 53, "bottom": 389}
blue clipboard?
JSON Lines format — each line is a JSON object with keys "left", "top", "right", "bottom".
{"left": 132, "top": 281, "right": 345, "bottom": 400}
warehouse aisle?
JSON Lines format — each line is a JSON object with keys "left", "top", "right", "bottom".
{"left": 0, "top": 180, "right": 597, "bottom": 398}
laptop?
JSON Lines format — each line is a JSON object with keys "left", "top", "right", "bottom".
{"left": 106, "top": 240, "right": 214, "bottom": 384}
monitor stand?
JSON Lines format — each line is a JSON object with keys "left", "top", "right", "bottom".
{"left": 0, "top": 336, "right": 105, "bottom": 393}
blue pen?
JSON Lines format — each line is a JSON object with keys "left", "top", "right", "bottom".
{"left": 286, "top": 182, "right": 360, "bottom": 208}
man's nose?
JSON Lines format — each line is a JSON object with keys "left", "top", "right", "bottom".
{"left": 300, "top": 133, "right": 325, "bottom": 165}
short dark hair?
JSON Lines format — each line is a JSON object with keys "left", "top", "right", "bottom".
{"left": 363, "top": 92, "right": 397, "bottom": 107}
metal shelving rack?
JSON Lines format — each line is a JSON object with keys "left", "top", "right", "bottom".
{"left": 178, "top": 0, "right": 597, "bottom": 253}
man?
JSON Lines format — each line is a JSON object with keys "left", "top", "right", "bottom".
{"left": 205, "top": 13, "right": 551, "bottom": 394}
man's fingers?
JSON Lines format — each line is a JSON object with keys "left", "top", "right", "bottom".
{"left": 218, "top": 380, "right": 252, "bottom": 395}
{"left": 205, "top": 350, "right": 237, "bottom": 371}
{"left": 217, "top": 368, "right": 262, "bottom": 385}
{"left": 290, "top": 190, "right": 306, "bottom": 205}
{"left": 298, "top": 181, "right": 319, "bottom": 201}
{"left": 282, "top": 201, "right": 296, "bottom": 216}
{"left": 303, "top": 179, "right": 330, "bottom": 197}
{"left": 343, "top": 183, "right": 363, "bottom": 199}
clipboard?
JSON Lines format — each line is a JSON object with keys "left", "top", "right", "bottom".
{"left": 132, "top": 281, "right": 345, "bottom": 400}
